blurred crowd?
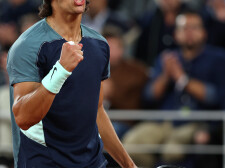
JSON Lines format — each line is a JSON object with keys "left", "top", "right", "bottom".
{"left": 0, "top": 0, "right": 225, "bottom": 168}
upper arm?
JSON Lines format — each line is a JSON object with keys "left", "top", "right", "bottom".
{"left": 13, "top": 82, "right": 41, "bottom": 102}
{"left": 7, "top": 39, "right": 41, "bottom": 87}
{"left": 101, "top": 42, "right": 110, "bottom": 81}
{"left": 98, "top": 41, "right": 110, "bottom": 110}
{"left": 7, "top": 39, "right": 42, "bottom": 103}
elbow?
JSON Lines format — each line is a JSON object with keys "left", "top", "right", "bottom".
{"left": 14, "top": 115, "right": 31, "bottom": 130}
{"left": 16, "top": 120, "right": 31, "bottom": 131}
{"left": 12, "top": 105, "right": 32, "bottom": 130}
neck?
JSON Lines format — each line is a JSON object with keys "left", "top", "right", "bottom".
{"left": 47, "top": 10, "right": 82, "bottom": 42}
{"left": 182, "top": 45, "right": 204, "bottom": 61}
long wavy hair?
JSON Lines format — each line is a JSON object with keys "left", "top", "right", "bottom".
{"left": 39, "top": 0, "right": 90, "bottom": 18}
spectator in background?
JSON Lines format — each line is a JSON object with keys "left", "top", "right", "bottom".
{"left": 0, "top": 0, "right": 38, "bottom": 24}
{"left": 18, "top": 13, "right": 40, "bottom": 33}
{"left": 82, "top": 0, "right": 132, "bottom": 33}
{"left": 0, "top": 11, "right": 39, "bottom": 166}
{"left": 0, "top": 0, "right": 39, "bottom": 48}
{"left": 0, "top": 49, "right": 9, "bottom": 85}
{"left": 122, "top": 10, "right": 225, "bottom": 168}
{"left": 207, "top": 0, "right": 225, "bottom": 22}
{"left": 0, "top": 13, "right": 39, "bottom": 85}
{"left": 143, "top": 13, "right": 225, "bottom": 111}
{"left": 201, "top": 0, "right": 225, "bottom": 49}
{"left": 0, "top": 23, "right": 18, "bottom": 49}
{"left": 119, "top": 0, "right": 155, "bottom": 19}
{"left": 0, "top": 48, "right": 9, "bottom": 86}
{"left": 135, "top": 0, "right": 188, "bottom": 66}
{"left": 102, "top": 25, "right": 148, "bottom": 139}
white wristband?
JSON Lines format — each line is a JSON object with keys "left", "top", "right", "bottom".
{"left": 175, "top": 75, "right": 189, "bottom": 92}
{"left": 42, "top": 61, "right": 72, "bottom": 94}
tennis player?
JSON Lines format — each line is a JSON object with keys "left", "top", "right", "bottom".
{"left": 7, "top": 0, "right": 137, "bottom": 167}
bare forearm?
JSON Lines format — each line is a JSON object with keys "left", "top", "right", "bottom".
{"left": 13, "top": 84, "right": 55, "bottom": 130}
{"left": 152, "top": 74, "right": 169, "bottom": 99}
{"left": 97, "top": 107, "right": 135, "bottom": 168}
{"left": 185, "top": 79, "right": 206, "bottom": 101}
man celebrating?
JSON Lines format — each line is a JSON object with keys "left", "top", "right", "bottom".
{"left": 7, "top": 0, "right": 136, "bottom": 167}
{"left": 122, "top": 10, "right": 225, "bottom": 167}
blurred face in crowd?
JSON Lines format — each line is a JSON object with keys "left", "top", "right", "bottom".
{"left": 20, "top": 20, "right": 36, "bottom": 33}
{"left": 51, "top": 0, "right": 86, "bottom": 15}
{"left": 0, "top": 23, "right": 18, "bottom": 46}
{"left": 19, "top": 14, "right": 39, "bottom": 33}
{"left": 208, "top": 0, "right": 225, "bottom": 22}
{"left": 9, "top": 0, "right": 26, "bottom": 6}
{"left": 107, "top": 36, "right": 124, "bottom": 66}
{"left": 88, "top": 0, "right": 107, "bottom": 18}
{"left": 175, "top": 14, "right": 206, "bottom": 49}
{"left": 155, "top": 0, "right": 181, "bottom": 12}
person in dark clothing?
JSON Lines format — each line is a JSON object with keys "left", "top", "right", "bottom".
{"left": 82, "top": 0, "right": 131, "bottom": 33}
{"left": 201, "top": 0, "right": 225, "bottom": 49}
{"left": 143, "top": 14, "right": 225, "bottom": 110}
{"left": 0, "top": 0, "right": 38, "bottom": 48}
{"left": 135, "top": 0, "right": 188, "bottom": 66}
{"left": 102, "top": 25, "right": 148, "bottom": 139}
{"left": 0, "top": 0, "right": 38, "bottom": 24}
{"left": 122, "top": 11, "right": 225, "bottom": 168}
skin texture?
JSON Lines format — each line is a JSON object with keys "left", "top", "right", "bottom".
{"left": 12, "top": 0, "right": 136, "bottom": 167}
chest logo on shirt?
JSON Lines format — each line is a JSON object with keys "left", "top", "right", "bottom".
{"left": 51, "top": 67, "right": 57, "bottom": 80}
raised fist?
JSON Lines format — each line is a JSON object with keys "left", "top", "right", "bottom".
{"left": 59, "top": 41, "right": 84, "bottom": 72}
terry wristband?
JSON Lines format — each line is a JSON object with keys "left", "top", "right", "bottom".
{"left": 42, "top": 61, "right": 72, "bottom": 94}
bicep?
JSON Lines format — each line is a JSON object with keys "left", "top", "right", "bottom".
{"left": 13, "top": 82, "right": 41, "bottom": 102}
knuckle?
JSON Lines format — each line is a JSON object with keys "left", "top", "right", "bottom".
{"left": 63, "top": 42, "right": 69, "bottom": 48}
{"left": 75, "top": 44, "right": 82, "bottom": 50}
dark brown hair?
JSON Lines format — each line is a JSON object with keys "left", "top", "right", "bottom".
{"left": 39, "top": 0, "right": 90, "bottom": 19}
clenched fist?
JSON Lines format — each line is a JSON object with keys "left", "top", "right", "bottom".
{"left": 59, "top": 41, "right": 84, "bottom": 72}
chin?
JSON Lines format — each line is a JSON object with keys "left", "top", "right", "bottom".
{"left": 73, "top": 6, "right": 85, "bottom": 14}
{"left": 70, "top": 9, "right": 84, "bottom": 15}
{"left": 184, "top": 44, "right": 200, "bottom": 50}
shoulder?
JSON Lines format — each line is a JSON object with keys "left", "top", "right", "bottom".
{"left": 81, "top": 24, "right": 108, "bottom": 44}
{"left": 204, "top": 45, "right": 225, "bottom": 61}
{"left": 81, "top": 24, "right": 110, "bottom": 60}
{"left": 8, "top": 19, "right": 61, "bottom": 61}
{"left": 7, "top": 19, "right": 52, "bottom": 72}
{"left": 9, "top": 19, "right": 48, "bottom": 55}
{"left": 205, "top": 45, "right": 225, "bottom": 55}
{"left": 198, "top": 46, "right": 225, "bottom": 72}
